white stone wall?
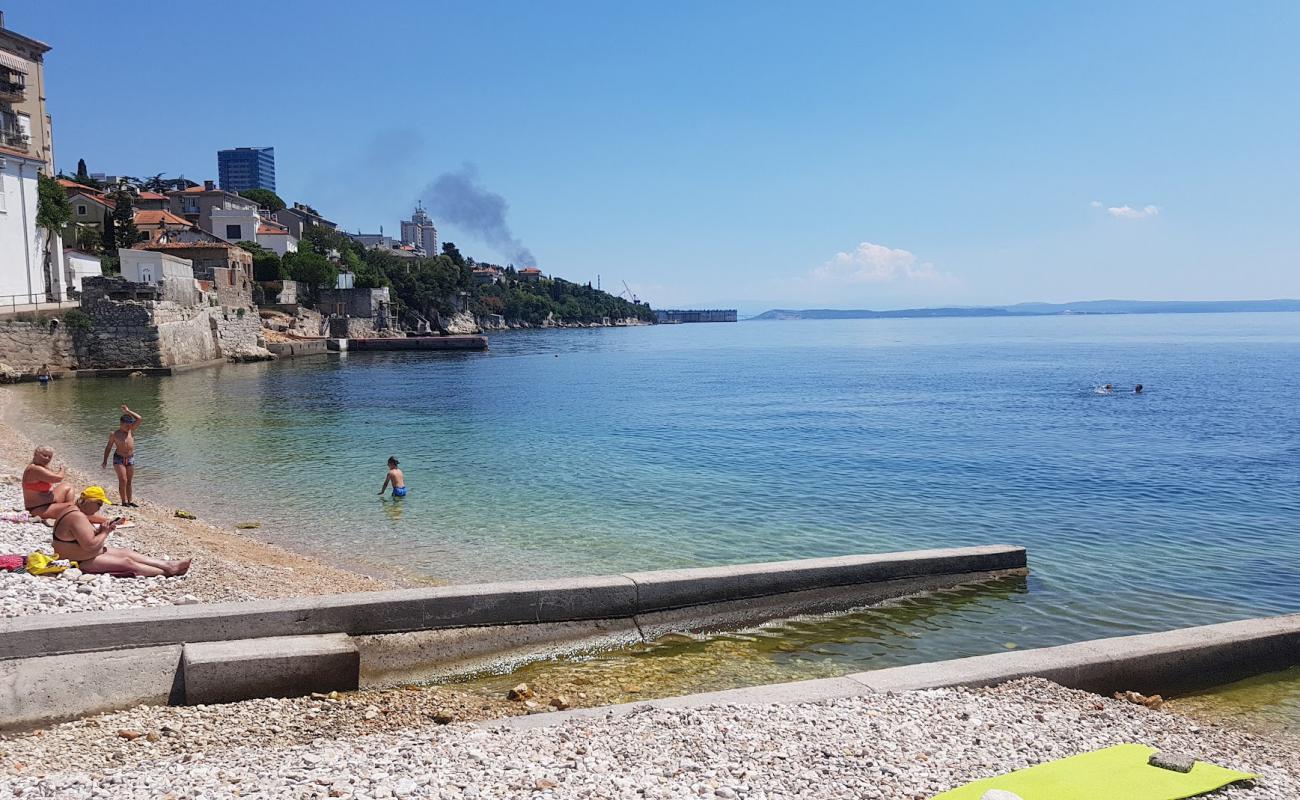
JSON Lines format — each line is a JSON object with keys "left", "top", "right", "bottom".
{"left": 0, "top": 154, "right": 45, "bottom": 303}
{"left": 63, "top": 251, "right": 102, "bottom": 293}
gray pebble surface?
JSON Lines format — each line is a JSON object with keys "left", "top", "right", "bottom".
{"left": 0, "top": 484, "right": 193, "bottom": 617}
{"left": 2, "top": 679, "right": 1296, "bottom": 799}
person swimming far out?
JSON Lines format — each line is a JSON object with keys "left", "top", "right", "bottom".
{"left": 102, "top": 404, "right": 142, "bottom": 507}
{"left": 1135, "top": 383, "right": 1144, "bottom": 394}
{"left": 379, "top": 456, "right": 407, "bottom": 498}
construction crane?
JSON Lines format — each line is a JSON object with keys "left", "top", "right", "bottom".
{"left": 620, "top": 280, "right": 639, "bottom": 304}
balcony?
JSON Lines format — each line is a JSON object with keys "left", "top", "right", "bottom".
{"left": 0, "top": 79, "right": 24, "bottom": 102}
{"left": 0, "top": 127, "right": 30, "bottom": 151}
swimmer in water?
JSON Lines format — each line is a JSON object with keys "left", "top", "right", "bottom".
{"left": 1135, "top": 384, "right": 1144, "bottom": 394}
{"left": 379, "top": 456, "right": 407, "bottom": 498}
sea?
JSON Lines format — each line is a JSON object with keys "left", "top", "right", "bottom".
{"left": 7, "top": 312, "right": 1300, "bottom": 718}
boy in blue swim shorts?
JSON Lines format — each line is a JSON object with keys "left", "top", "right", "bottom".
{"left": 379, "top": 456, "right": 407, "bottom": 498}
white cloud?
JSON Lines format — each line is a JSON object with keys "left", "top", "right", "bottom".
{"left": 1105, "top": 204, "right": 1160, "bottom": 220}
{"left": 1090, "top": 200, "right": 1103, "bottom": 208}
{"left": 811, "top": 242, "right": 950, "bottom": 285}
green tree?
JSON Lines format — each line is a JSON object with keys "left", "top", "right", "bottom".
{"left": 239, "top": 188, "right": 286, "bottom": 212}
{"left": 142, "top": 174, "right": 169, "bottom": 193}
{"left": 441, "top": 241, "right": 465, "bottom": 267}
{"left": 282, "top": 244, "right": 337, "bottom": 301}
{"left": 107, "top": 184, "right": 145, "bottom": 252}
{"left": 36, "top": 173, "right": 72, "bottom": 295}
{"left": 236, "top": 241, "right": 284, "bottom": 281}
{"left": 75, "top": 158, "right": 90, "bottom": 184}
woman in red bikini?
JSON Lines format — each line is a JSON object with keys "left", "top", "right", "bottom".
{"left": 22, "top": 446, "right": 76, "bottom": 518}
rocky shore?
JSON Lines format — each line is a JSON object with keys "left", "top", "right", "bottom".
{"left": 2, "top": 679, "right": 1296, "bottom": 798}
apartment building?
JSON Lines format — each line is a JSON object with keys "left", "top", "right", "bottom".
{"left": 0, "top": 11, "right": 52, "bottom": 171}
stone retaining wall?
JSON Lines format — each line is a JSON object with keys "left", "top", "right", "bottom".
{"left": 0, "top": 321, "right": 77, "bottom": 374}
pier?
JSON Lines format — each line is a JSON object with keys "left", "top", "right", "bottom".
{"left": 656, "top": 309, "right": 738, "bottom": 323}
{"left": 332, "top": 335, "right": 488, "bottom": 352}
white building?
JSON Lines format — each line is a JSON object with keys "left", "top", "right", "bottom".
{"left": 0, "top": 146, "right": 63, "bottom": 303}
{"left": 62, "top": 249, "right": 101, "bottom": 293}
{"left": 119, "top": 248, "right": 194, "bottom": 285}
{"left": 209, "top": 205, "right": 298, "bottom": 256}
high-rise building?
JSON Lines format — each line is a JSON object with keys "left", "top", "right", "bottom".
{"left": 217, "top": 146, "right": 276, "bottom": 193}
{"left": 399, "top": 203, "right": 438, "bottom": 256}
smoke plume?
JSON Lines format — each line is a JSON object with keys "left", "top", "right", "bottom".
{"left": 421, "top": 164, "right": 535, "bottom": 267}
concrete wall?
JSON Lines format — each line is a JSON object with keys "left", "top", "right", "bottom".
{"left": 0, "top": 320, "right": 76, "bottom": 373}
{"left": 119, "top": 249, "right": 193, "bottom": 286}
{"left": 0, "top": 153, "right": 46, "bottom": 302}
{"left": 63, "top": 250, "right": 101, "bottom": 293}
{"left": 318, "top": 287, "right": 390, "bottom": 318}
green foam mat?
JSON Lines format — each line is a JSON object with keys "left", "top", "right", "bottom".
{"left": 932, "top": 744, "right": 1256, "bottom": 800}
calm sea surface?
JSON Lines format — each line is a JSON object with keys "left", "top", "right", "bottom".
{"left": 7, "top": 313, "right": 1300, "bottom": 687}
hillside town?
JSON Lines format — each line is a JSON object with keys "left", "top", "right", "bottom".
{"left": 0, "top": 15, "right": 654, "bottom": 378}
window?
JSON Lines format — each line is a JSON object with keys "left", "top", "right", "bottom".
{"left": 225, "top": 224, "right": 242, "bottom": 240}
{"left": 77, "top": 204, "right": 87, "bottom": 215}
{"left": 228, "top": 269, "right": 235, "bottom": 286}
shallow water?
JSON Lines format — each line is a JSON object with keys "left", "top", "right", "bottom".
{"left": 1171, "top": 667, "right": 1300, "bottom": 736}
{"left": 7, "top": 313, "right": 1300, "bottom": 709}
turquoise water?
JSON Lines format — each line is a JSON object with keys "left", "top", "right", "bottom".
{"left": 7, "top": 313, "right": 1300, "bottom": 672}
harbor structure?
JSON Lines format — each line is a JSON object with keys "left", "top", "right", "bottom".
{"left": 656, "top": 309, "right": 737, "bottom": 324}
{"left": 217, "top": 146, "right": 276, "bottom": 193}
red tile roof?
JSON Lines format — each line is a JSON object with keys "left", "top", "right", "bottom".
{"left": 519, "top": 267, "right": 542, "bottom": 274}
{"left": 137, "top": 191, "right": 168, "bottom": 201}
{"left": 134, "top": 210, "right": 192, "bottom": 227}
{"left": 58, "top": 178, "right": 99, "bottom": 192}
{"left": 257, "top": 224, "right": 289, "bottom": 235}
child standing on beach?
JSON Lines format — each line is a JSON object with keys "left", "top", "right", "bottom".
{"left": 379, "top": 457, "right": 407, "bottom": 498}
{"left": 102, "top": 404, "right": 142, "bottom": 507}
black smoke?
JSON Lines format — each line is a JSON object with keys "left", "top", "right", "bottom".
{"left": 420, "top": 165, "right": 535, "bottom": 267}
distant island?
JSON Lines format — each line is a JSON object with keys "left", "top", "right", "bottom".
{"left": 749, "top": 299, "right": 1300, "bottom": 320}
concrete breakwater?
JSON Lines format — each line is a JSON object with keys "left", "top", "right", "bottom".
{"left": 496, "top": 611, "right": 1300, "bottom": 731}
{"left": 0, "top": 545, "right": 1023, "bottom": 729}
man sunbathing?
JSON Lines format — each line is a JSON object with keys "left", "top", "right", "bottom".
{"left": 48, "top": 486, "right": 190, "bottom": 577}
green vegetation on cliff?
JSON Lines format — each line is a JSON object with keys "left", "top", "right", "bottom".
{"left": 281, "top": 227, "right": 654, "bottom": 326}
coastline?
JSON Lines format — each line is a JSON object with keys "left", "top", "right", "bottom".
{"left": 0, "top": 385, "right": 408, "bottom": 604}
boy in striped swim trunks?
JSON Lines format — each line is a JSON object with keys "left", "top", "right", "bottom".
{"left": 102, "top": 404, "right": 142, "bottom": 507}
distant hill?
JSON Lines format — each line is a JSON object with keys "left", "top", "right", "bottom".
{"left": 749, "top": 299, "right": 1300, "bottom": 320}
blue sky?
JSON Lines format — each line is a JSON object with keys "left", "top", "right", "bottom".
{"left": 9, "top": 1, "right": 1300, "bottom": 312}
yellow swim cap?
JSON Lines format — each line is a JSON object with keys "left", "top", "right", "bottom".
{"left": 79, "top": 486, "right": 110, "bottom": 505}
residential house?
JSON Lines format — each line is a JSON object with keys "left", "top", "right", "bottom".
{"left": 0, "top": 12, "right": 53, "bottom": 171}
{"left": 167, "top": 181, "right": 258, "bottom": 235}
{"left": 118, "top": 248, "right": 197, "bottom": 305}
{"left": 255, "top": 217, "right": 297, "bottom": 256}
{"left": 0, "top": 144, "right": 62, "bottom": 302}
{"left": 518, "top": 267, "right": 543, "bottom": 283}
{"left": 135, "top": 190, "right": 169, "bottom": 211}
{"left": 63, "top": 188, "right": 112, "bottom": 250}
{"left": 142, "top": 241, "right": 253, "bottom": 307}
{"left": 472, "top": 266, "right": 502, "bottom": 285}
{"left": 134, "top": 209, "right": 199, "bottom": 246}
{"left": 0, "top": 14, "right": 61, "bottom": 302}
{"left": 273, "top": 202, "right": 336, "bottom": 239}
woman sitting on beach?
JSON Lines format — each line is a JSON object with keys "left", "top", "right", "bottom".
{"left": 22, "top": 446, "right": 77, "bottom": 518}
{"left": 23, "top": 447, "right": 112, "bottom": 525}
{"left": 47, "top": 486, "right": 190, "bottom": 577}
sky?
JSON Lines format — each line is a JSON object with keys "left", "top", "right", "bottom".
{"left": 8, "top": 1, "right": 1300, "bottom": 313}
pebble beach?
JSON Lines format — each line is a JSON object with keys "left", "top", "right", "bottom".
{"left": 3, "top": 679, "right": 1298, "bottom": 799}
